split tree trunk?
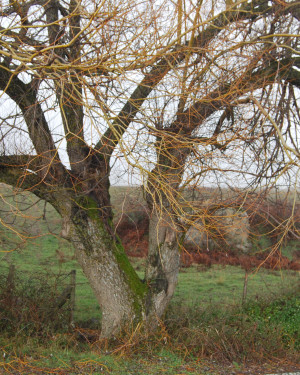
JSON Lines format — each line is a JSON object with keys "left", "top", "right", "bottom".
{"left": 142, "top": 139, "right": 188, "bottom": 328}
{"left": 59, "top": 194, "right": 181, "bottom": 337}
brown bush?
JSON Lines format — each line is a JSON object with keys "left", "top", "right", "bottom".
{"left": 247, "top": 199, "right": 300, "bottom": 243}
{"left": 116, "top": 210, "right": 149, "bottom": 257}
{"left": 116, "top": 203, "right": 299, "bottom": 271}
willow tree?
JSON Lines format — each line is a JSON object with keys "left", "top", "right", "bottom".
{"left": 0, "top": 0, "right": 299, "bottom": 337}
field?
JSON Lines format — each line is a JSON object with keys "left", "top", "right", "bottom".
{"left": 0, "top": 184, "right": 299, "bottom": 374}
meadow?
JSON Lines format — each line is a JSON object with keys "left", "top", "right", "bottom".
{"left": 0, "top": 184, "right": 299, "bottom": 374}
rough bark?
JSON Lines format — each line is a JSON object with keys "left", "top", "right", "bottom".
{"left": 143, "top": 137, "right": 187, "bottom": 326}
{"left": 59, "top": 195, "right": 147, "bottom": 337}
{"left": 145, "top": 209, "right": 181, "bottom": 325}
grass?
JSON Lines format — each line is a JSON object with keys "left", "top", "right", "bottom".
{"left": 1, "top": 243, "right": 299, "bottom": 373}
{"left": 1, "top": 245, "right": 298, "bottom": 323}
{"left": 0, "top": 339, "right": 230, "bottom": 374}
{"left": 1, "top": 289, "right": 299, "bottom": 373}
{"left": 174, "top": 265, "right": 298, "bottom": 306}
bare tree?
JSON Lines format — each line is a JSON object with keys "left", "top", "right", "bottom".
{"left": 0, "top": 0, "right": 299, "bottom": 336}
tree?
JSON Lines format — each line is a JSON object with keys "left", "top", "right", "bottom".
{"left": 0, "top": 0, "right": 299, "bottom": 337}
{"left": 137, "top": 0, "right": 299, "bottom": 326}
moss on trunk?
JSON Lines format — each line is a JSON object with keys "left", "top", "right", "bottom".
{"left": 69, "top": 194, "right": 148, "bottom": 335}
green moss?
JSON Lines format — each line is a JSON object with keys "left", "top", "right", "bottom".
{"left": 75, "top": 195, "right": 100, "bottom": 222}
{"left": 73, "top": 195, "right": 113, "bottom": 250}
{"left": 75, "top": 194, "right": 147, "bottom": 318}
{"left": 114, "top": 241, "right": 147, "bottom": 318}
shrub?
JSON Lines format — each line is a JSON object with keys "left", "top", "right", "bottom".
{"left": 243, "top": 293, "right": 300, "bottom": 349}
{"left": 0, "top": 268, "right": 72, "bottom": 338}
{"left": 164, "top": 289, "right": 300, "bottom": 362}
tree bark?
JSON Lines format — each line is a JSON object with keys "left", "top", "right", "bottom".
{"left": 143, "top": 139, "right": 186, "bottom": 327}
{"left": 59, "top": 189, "right": 182, "bottom": 335}
{"left": 145, "top": 208, "right": 181, "bottom": 326}
{"left": 63, "top": 197, "right": 147, "bottom": 337}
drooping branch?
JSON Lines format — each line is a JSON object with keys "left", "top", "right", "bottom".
{"left": 145, "top": 56, "right": 300, "bottom": 212}
{"left": 0, "top": 26, "right": 44, "bottom": 48}
{"left": 0, "top": 155, "right": 55, "bottom": 200}
{"left": 0, "top": 154, "right": 75, "bottom": 218}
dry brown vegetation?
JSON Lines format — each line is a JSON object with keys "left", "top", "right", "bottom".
{"left": 113, "top": 187, "right": 300, "bottom": 270}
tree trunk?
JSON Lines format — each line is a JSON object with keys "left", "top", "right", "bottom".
{"left": 142, "top": 141, "right": 187, "bottom": 328}
{"left": 61, "top": 196, "right": 181, "bottom": 335}
{"left": 62, "top": 197, "right": 147, "bottom": 338}
{"left": 145, "top": 209, "right": 181, "bottom": 326}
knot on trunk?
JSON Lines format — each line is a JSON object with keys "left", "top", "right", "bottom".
{"left": 61, "top": 215, "right": 73, "bottom": 239}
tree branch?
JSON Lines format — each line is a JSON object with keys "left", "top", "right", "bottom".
{"left": 43, "top": 0, "right": 87, "bottom": 175}
{"left": 0, "top": 154, "right": 72, "bottom": 213}
{"left": 172, "top": 57, "right": 300, "bottom": 133}
{"left": 0, "top": 156, "right": 49, "bottom": 193}
{"left": 0, "top": 65, "right": 66, "bottom": 180}
{"left": 96, "top": 0, "right": 295, "bottom": 162}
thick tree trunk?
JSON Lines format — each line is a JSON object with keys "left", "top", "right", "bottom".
{"left": 61, "top": 196, "right": 181, "bottom": 336}
{"left": 74, "top": 242, "right": 144, "bottom": 337}
{"left": 45, "top": 174, "right": 181, "bottom": 336}
{"left": 61, "top": 196, "right": 147, "bottom": 338}
{"left": 145, "top": 209, "right": 181, "bottom": 326}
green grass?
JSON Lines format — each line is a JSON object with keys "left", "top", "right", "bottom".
{"left": 0, "top": 239, "right": 96, "bottom": 322}
{"left": 174, "top": 265, "right": 298, "bottom": 306}
{"left": 0, "top": 337, "right": 225, "bottom": 375}
{"left": 1, "top": 239, "right": 299, "bottom": 324}
{"left": 1, "top": 203, "right": 298, "bottom": 323}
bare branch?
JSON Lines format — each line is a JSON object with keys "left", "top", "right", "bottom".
{"left": 96, "top": 0, "right": 281, "bottom": 160}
